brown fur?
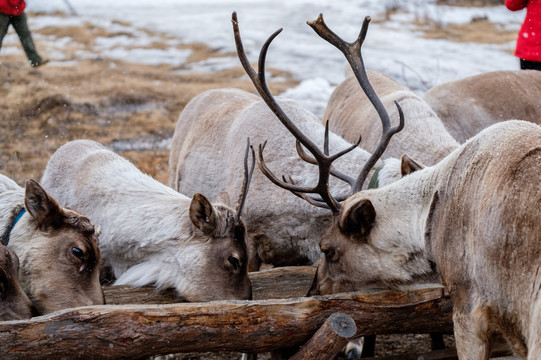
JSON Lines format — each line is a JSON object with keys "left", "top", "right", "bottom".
{"left": 324, "top": 72, "right": 459, "bottom": 165}
{"left": 310, "top": 120, "right": 541, "bottom": 358}
{"left": 424, "top": 70, "right": 541, "bottom": 143}
{"left": 7, "top": 179, "right": 104, "bottom": 315}
{"left": 0, "top": 244, "right": 35, "bottom": 320}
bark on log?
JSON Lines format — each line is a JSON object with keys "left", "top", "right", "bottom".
{"left": 289, "top": 312, "right": 356, "bottom": 360}
{"left": 0, "top": 286, "right": 452, "bottom": 359}
{"left": 104, "top": 266, "right": 317, "bottom": 304}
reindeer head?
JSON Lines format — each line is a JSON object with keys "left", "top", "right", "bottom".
{"left": 17, "top": 179, "right": 104, "bottom": 314}
{"left": 308, "top": 171, "right": 438, "bottom": 295}
{"left": 184, "top": 139, "right": 255, "bottom": 301}
{"left": 183, "top": 192, "right": 252, "bottom": 301}
{"left": 0, "top": 244, "right": 35, "bottom": 320}
{"left": 114, "top": 140, "right": 255, "bottom": 302}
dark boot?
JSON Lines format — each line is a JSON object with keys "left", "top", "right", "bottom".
{"left": 10, "top": 13, "right": 46, "bottom": 67}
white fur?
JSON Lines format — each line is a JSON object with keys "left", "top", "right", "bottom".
{"left": 168, "top": 88, "right": 403, "bottom": 269}
{"left": 324, "top": 73, "right": 459, "bottom": 166}
{"left": 40, "top": 139, "right": 249, "bottom": 301}
{"left": 0, "top": 175, "right": 25, "bottom": 242}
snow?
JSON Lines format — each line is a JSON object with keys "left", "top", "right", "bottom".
{"left": 25, "top": 0, "right": 526, "bottom": 116}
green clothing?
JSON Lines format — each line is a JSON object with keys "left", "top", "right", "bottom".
{"left": 0, "top": 12, "right": 42, "bottom": 66}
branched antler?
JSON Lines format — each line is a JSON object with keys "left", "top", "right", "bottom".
{"left": 233, "top": 12, "right": 362, "bottom": 214}
{"left": 307, "top": 14, "right": 405, "bottom": 192}
{"left": 232, "top": 12, "right": 404, "bottom": 213}
{"left": 235, "top": 137, "right": 256, "bottom": 222}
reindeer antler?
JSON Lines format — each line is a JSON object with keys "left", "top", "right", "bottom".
{"left": 235, "top": 137, "right": 256, "bottom": 222}
{"left": 232, "top": 12, "right": 362, "bottom": 214}
{"left": 307, "top": 14, "right": 405, "bottom": 192}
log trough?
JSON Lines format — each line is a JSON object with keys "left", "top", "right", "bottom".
{"left": 0, "top": 266, "right": 453, "bottom": 359}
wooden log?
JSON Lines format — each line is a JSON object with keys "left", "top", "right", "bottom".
{"left": 0, "top": 286, "right": 452, "bottom": 359}
{"left": 289, "top": 312, "right": 356, "bottom": 360}
{"left": 249, "top": 266, "right": 317, "bottom": 300}
{"left": 103, "top": 266, "right": 318, "bottom": 305}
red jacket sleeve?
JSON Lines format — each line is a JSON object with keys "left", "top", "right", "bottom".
{"left": 506, "top": 0, "right": 529, "bottom": 11}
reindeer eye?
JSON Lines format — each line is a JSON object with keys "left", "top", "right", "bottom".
{"left": 228, "top": 256, "right": 240, "bottom": 271}
{"left": 71, "top": 247, "right": 84, "bottom": 260}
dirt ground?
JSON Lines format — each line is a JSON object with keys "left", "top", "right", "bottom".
{"left": 0, "top": 15, "right": 297, "bottom": 186}
{"left": 0, "top": 7, "right": 514, "bottom": 359}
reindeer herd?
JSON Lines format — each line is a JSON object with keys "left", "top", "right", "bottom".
{"left": 0, "top": 10, "right": 539, "bottom": 360}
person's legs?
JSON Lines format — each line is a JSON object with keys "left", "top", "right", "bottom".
{"left": 0, "top": 13, "right": 11, "bottom": 51}
{"left": 520, "top": 58, "right": 541, "bottom": 71}
{"left": 10, "top": 13, "right": 44, "bottom": 66}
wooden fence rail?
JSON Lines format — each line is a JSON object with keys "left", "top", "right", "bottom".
{"left": 0, "top": 266, "right": 453, "bottom": 359}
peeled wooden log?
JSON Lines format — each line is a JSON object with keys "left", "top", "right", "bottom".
{"left": 0, "top": 286, "right": 452, "bottom": 359}
{"left": 289, "top": 312, "right": 357, "bottom": 360}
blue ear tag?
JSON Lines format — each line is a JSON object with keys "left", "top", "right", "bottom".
{"left": 6, "top": 208, "right": 26, "bottom": 246}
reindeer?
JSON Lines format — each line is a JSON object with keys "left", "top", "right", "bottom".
{"left": 0, "top": 244, "right": 35, "bottom": 320}
{"left": 423, "top": 70, "right": 541, "bottom": 143}
{"left": 0, "top": 174, "right": 104, "bottom": 315}
{"left": 239, "top": 14, "right": 541, "bottom": 359}
{"left": 230, "top": 12, "right": 451, "bottom": 359}
{"left": 308, "top": 118, "right": 541, "bottom": 358}
{"left": 167, "top": 14, "right": 422, "bottom": 272}
{"left": 40, "top": 139, "right": 253, "bottom": 302}
{"left": 324, "top": 70, "right": 459, "bottom": 166}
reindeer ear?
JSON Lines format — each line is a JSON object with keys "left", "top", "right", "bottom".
{"left": 213, "top": 191, "right": 231, "bottom": 207}
{"left": 24, "top": 179, "right": 64, "bottom": 230}
{"left": 189, "top": 193, "right": 216, "bottom": 234}
{"left": 400, "top": 154, "right": 424, "bottom": 176}
{"left": 341, "top": 199, "right": 376, "bottom": 238}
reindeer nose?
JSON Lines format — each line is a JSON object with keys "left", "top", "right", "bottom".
{"left": 321, "top": 246, "right": 335, "bottom": 259}
{"left": 320, "top": 242, "right": 339, "bottom": 262}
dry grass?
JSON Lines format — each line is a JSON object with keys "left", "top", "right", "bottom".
{"left": 420, "top": 17, "right": 517, "bottom": 47}
{"left": 437, "top": 0, "right": 503, "bottom": 6}
{"left": 0, "top": 14, "right": 297, "bottom": 186}
{"left": 379, "top": 1, "right": 516, "bottom": 48}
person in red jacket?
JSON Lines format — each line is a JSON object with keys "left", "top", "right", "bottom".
{"left": 506, "top": 0, "right": 541, "bottom": 70}
{"left": 0, "top": 0, "right": 47, "bottom": 67}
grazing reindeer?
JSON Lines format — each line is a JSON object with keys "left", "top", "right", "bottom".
{"left": 424, "top": 70, "right": 541, "bottom": 143}
{"left": 260, "top": 15, "right": 539, "bottom": 360}
{"left": 168, "top": 15, "right": 416, "bottom": 272}
{"left": 40, "top": 139, "right": 253, "bottom": 302}
{"left": 0, "top": 244, "right": 35, "bottom": 320}
{"left": 308, "top": 119, "right": 541, "bottom": 359}
{"left": 324, "top": 71, "right": 459, "bottom": 165}
{"left": 239, "top": 13, "right": 541, "bottom": 359}
{"left": 0, "top": 174, "right": 104, "bottom": 315}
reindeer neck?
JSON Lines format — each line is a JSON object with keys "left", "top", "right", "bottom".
{"left": 371, "top": 164, "right": 442, "bottom": 256}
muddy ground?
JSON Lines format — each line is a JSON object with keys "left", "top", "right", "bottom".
{"left": 0, "top": 6, "right": 515, "bottom": 359}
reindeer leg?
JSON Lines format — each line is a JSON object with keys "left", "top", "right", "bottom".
{"left": 453, "top": 307, "right": 491, "bottom": 360}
